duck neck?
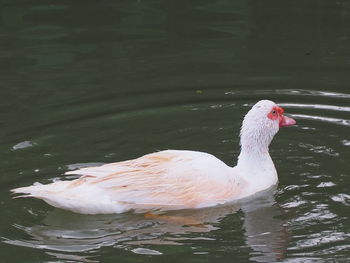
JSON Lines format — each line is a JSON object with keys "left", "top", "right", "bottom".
{"left": 236, "top": 119, "right": 275, "bottom": 172}
{"left": 237, "top": 145, "right": 271, "bottom": 170}
{"left": 236, "top": 141, "right": 277, "bottom": 188}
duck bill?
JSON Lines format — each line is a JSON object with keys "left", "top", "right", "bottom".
{"left": 279, "top": 115, "right": 296, "bottom": 127}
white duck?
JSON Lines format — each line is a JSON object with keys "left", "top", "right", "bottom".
{"left": 12, "top": 100, "right": 296, "bottom": 214}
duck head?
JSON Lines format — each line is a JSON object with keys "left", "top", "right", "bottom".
{"left": 239, "top": 100, "right": 296, "bottom": 153}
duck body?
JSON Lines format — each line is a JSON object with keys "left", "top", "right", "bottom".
{"left": 12, "top": 100, "right": 296, "bottom": 214}
{"left": 13, "top": 150, "right": 244, "bottom": 214}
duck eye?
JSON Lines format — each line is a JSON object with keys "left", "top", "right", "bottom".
{"left": 271, "top": 110, "right": 276, "bottom": 115}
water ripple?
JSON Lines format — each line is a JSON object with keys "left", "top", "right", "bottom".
{"left": 292, "top": 114, "right": 350, "bottom": 127}
{"left": 331, "top": 194, "right": 350, "bottom": 206}
{"left": 12, "top": 141, "right": 34, "bottom": 150}
{"left": 225, "top": 89, "right": 350, "bottom": 99}
{"left": 279, "top": 103, "right": 350, "bottom": 112}
{"left": 298, "top": 143, "right": 340, "bottom": 157}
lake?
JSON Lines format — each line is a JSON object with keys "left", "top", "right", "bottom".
{"left": 0, "top": 0, "right": 349, "bottom": 262}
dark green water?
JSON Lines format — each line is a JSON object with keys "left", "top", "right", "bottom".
{"left": 1, "top": 0, "right": 350, "bottom": 262}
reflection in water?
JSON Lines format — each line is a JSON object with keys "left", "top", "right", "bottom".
{"left": 240, "top": 189, "right": 290, "bottom": 262}
{"left": 5, "top": 187, "right": 289, "bottom": 262}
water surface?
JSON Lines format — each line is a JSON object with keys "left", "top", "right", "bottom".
{"left": 0, "top": 1, "right": 350, "bottom": 262}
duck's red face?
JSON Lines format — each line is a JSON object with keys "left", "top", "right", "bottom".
{"left": 267, "top": 106, "right": 296, "bottom": 127}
